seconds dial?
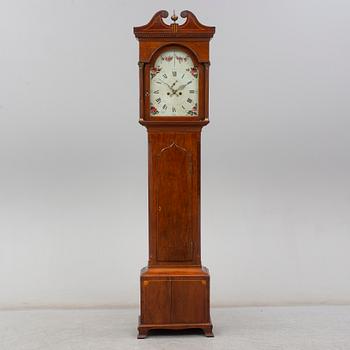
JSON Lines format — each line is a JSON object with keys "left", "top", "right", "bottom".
{"left": 150, "top": 48, "right": 199, "bottom": 117}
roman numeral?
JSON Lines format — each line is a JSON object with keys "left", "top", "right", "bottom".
{"left": 162, "top": 74, "right": 167, "bottom": 79}
{"left": 156, "top": 98, "right": 161, "bottom": 104}
{"left": 172, "top": 107, "right": 176, "bottom": 113}
{"left": 153, "top": 90, "right": 159, "bottom": 94}
{"left": 162, "top": 104, "right": 167, "bottom": 110}
{"left": 182, "top": 105, "right": 186, "bottom": 110}
{"left": 181, "top": 73, "right": 185, "bottom": 79}
{"left": 189, "top": 90, "right": 195, "bottom": 94}
{"left": 172, "top": 71, "right": 177, "bottom": 77}
{"left": 187, "top": 98, "right": 192, "bottom": 104}
{"left": 187, "top": 81, "right": 192, "bottom": 85}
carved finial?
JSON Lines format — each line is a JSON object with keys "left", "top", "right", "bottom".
{"left": 134, "top": 10, "right": 215, "bottom": 39}
{"left": 171, "top": 10, "right": 178, "bottom": 23}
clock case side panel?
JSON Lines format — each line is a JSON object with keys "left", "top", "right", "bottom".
{"left": 148, "top": 128, "right": 201, "bottom": 267}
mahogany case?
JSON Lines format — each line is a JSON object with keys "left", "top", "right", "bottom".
{"left": 134, "top": 10, "right": 215, "bottom": 338}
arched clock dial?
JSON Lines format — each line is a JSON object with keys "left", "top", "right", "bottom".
{"left": 150, "top": 48, "right": 199, "bottom": 117}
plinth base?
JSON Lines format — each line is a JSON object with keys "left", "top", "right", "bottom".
{"left": 138, "top": 266, "right": 213, "bottom": 339}
{"left": 137, "top": 316, "right": 213, "bottom": 338}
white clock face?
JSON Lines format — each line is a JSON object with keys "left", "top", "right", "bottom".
{"left": 150, "top": 48, "right": 199, "bottom": 117}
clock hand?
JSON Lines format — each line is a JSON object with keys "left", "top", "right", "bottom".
{"left": 170, "top": 80, "right": 178, "bottom": 89}
{"left": 157, "top": 78, "right": 176, "bottom": 93}
{"left": 164, "top": 81, "right": 174, "bottom": 91}
{"left": 170, "top": 81, "right": 192, "bottom": 96}
{"left": 165, "top": 80, "right": 178, "bottom": 96}
{"left": 180, "top": 80, "right": 193, "bottom": 90}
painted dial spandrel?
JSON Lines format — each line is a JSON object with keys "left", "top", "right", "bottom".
{"left": 150, "top": 48, "right": 199, "bottom": 117}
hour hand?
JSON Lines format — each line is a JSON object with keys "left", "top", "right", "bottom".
{"left": 170, "top": 80, "right": 178, "bottom": 89}
{"left": 176, "top": 84, "right": 185, "bottom": 92}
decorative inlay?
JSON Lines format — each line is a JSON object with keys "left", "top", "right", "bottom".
{"left": 159, "top": 142, "right": 187, "bottom": 154}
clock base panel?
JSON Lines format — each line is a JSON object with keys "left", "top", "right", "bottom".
{"left": 138, "top": 266, "right": 213, "bottom": 338}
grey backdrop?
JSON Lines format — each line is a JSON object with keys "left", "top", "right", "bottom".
{"left": 1, "top": 0, "right": 349, "bottom": 308}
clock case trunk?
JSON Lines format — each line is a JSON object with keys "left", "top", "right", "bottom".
{"left": 134, "top": 10, "right": 215, "bottom": 338}
{"left": 148, "top": 129, "right": 201, "bottom": 267}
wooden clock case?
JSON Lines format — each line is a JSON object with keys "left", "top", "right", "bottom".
{"left": 134, "top": 10, "right": 215, "bottom": 339}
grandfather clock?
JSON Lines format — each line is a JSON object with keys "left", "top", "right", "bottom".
{"left": 134, "top": 10, "right": 215, "bottom": 338}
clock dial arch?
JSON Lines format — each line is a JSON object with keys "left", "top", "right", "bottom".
{"left": 144, "top": 44, "right": 205, "bottom": 121}
{"left": 150, "top": 47, "right": 199, "bottom": 117}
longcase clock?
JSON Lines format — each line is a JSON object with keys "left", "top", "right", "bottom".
{"left": 134, "top": 10, "right": 215, "bottom": 338}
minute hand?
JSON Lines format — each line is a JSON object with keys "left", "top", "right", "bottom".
{"left": 157, "top": 78, "right": 176, "bottom": 93}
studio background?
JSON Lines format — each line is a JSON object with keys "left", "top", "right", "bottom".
{"left": 1, "top": 0, "right": 349, "bottom": 309}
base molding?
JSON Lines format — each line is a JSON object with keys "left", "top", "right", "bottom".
{"left": 138, "top": 316, "right": 214, "bottom": 339}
